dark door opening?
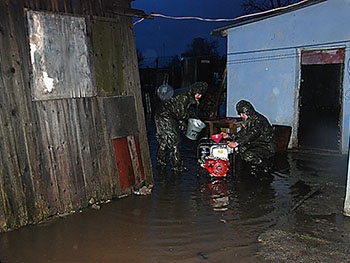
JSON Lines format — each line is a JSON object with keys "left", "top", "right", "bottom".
{"left": 298, "top": 62, "right": 343, "bottom": 151}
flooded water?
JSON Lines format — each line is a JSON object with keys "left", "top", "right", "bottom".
{"left": 0, "top": 118, "right": 348, "bottom": 263}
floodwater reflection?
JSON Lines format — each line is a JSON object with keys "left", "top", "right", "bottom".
{"left": 0, "top": 118, "right": 347, "bottom": 263}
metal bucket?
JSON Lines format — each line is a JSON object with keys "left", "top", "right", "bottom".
{"left": 185, "top": 118, "right": 206, "bottom": 140}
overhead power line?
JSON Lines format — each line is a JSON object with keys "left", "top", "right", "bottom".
{"left": 133, "top": 0, "right": 310, "bottom": 26}
{"left": 150, "top": 13, "right": 241, "bottom": 22}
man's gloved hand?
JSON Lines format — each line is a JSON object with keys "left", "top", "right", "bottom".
{"left": 179, "top": 120, "right": 187, "bottom": 132}
{"left": 221, "top": 132, "right": 234, "bottom": 140}
{"left": 188, "top": 111, "right": 198, "bottom": 119}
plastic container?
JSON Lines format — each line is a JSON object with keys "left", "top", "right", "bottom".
{"left": 185, "top": 118, "right": 206, "bottom": 140}
{"left": 211, "top": 133, "right": 223, "bottom": 143}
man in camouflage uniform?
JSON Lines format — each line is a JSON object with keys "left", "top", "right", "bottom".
{"left": 155, "top": 82, "right": 208, "bottom": 171}
{"left": 223, "top": 100, "right": 277, "bottom": 174}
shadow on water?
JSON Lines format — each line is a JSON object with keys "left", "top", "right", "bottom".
{"left": 0, "top": 117, "right": 348, "bottom": 263}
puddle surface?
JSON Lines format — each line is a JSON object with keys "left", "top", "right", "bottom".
{"left": 0, "top": 118, "right": 347, "bottom": 263}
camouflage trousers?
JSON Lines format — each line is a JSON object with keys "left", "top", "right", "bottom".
{"left": 154, "top": 113, "right": 182, "bottom": 169}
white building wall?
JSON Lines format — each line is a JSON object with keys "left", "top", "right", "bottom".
{"left": 226, "top": 0, "right": 350, "bottom": 152}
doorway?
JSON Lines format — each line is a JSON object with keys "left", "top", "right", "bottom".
{"left": 298, "top": 49, "right": 344, "bottom": 151}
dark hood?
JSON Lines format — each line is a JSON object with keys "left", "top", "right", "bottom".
{"left": 186, "top": 82, "right": 208, "bottom": 97}
{"left": 236, "top": 100, "right": 256, "bottom": 116}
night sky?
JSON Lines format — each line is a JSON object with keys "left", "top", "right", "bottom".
{"left": 132, "top": 0, "right": 246, "bottom": 62}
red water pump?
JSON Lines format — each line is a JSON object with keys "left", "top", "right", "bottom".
{"left": 202, "top": 158, "right": 230, "bottom": 177}
{"left": 198, "top": 134, "right": 233, "bottom": 177}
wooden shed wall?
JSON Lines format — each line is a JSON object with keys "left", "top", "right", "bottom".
{"left": 0, "top": 0, "right": 153, "bottom": 232}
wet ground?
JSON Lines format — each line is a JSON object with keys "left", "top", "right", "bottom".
{"left": 0, "top": 119, "right": 350, "bottom": 263}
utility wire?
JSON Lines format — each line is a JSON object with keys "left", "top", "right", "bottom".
{"left": 133, "top": 0, "right": 310, "bottom": 26}
{"left": 133, "top": 18, "right": 145, "bottom": 26}
{"left": 149, "top": 13, "right": 241, "bottom": 22}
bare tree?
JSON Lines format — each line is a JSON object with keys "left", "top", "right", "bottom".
{"left": 242, "top": 0, "right": 301, "bottom": 14}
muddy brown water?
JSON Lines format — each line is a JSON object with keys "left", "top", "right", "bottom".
{"left": 0, "top": 119, "right": 348, "bottom": 263}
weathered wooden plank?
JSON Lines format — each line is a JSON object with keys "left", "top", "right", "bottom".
{"left": 34, "top": 98, "right": 121, "bottom": 211}
{"left": 127, "top": 135, "right": 142, "bottom": 186}
{"left": 91, "top": 17, "right": 124, "bottom": 96}
{"left": 119, "top": 15, "right": 153, "bottom": 185}
{"left": 0, "top": 0, "right": 47, "bottom": 230}
{"left": 134, "top": 138, "right": 145, "bottom": 182}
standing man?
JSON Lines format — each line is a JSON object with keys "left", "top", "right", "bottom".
{"left": 222, "top": 100, "right": 277, "bottom": 174}
{"left": 155, "top": 82, "right": 208, "bottom": 171}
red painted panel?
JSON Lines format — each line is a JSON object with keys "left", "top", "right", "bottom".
{"left": 113, "top": 138, "right": 135, "bottom": 190}
{"left": 135, "top": 139, "right": 145, "bottom": 181}
{"left": 301, "top": 49, "right": 344, "bottom": 65}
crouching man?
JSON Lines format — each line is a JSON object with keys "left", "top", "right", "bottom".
{"left": 222, "top": 100, "right": 277, "bottom": 175}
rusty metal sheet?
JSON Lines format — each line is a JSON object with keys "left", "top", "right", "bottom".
{"left": 103, "top": 96, "right": 138, "bottom": 139}
{"left": 301, "top": 49, "right": 345, "bottom": 65}
{"left": 27, "top": 10, "right": 95, "bottom": 101}
{"left": 113, "top": 137, "right": 135, "bottom": 190}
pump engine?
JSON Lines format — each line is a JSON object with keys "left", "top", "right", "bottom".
{"left": 197, "top": 137, "right": 234, "bottom": 177}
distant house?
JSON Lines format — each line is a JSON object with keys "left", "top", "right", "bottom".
{"left": 212, "top": 0, "right": 350, "bottom": 153}
{"left": 0, "top": 0, "right": 153, "bottom": 231}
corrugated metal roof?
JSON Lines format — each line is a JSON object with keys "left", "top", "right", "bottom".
{"left": 211, "top": 0, "right": 327, "bottom": 37}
